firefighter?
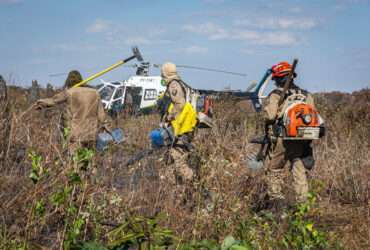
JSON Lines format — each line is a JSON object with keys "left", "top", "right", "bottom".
{"left": 36, "top": 70, "right": 111, "bottom": 155}
{"left": 263, "top": 61, "right": 316, "bottom": 208}
{"left": 160, "top": 62, "right": 198, "bottom": 189}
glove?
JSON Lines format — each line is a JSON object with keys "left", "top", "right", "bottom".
{"left": 166, "top": 112, "right": 176, "bottom": 122}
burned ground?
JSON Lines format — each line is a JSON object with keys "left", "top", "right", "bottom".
{"left": 0, "top": 87, "right": 369, "bottom": 249}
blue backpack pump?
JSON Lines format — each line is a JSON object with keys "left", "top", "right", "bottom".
{"left": 150, "top": 127, "right": 174, "bottom": 148}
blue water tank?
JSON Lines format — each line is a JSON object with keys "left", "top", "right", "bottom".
{"left": 96, "top": 128, "right": 124, "bottom": 151}
{"left": 111, "top": 128, "right": 124, "bottom": 143}
{"left": 150, "top": 129, "right": 165, "bottom": 148}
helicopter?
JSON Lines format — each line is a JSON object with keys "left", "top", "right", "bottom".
{"left": 94, "top": 51, "right": 252, "bottom": 118}
{"left": 96, "top": 75, "right": 166, "bottom": 115}
{"left": 48, "top": 47, "right": 275, "bottom": 117}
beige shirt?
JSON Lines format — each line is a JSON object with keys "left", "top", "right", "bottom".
{"left": 165, "top": 80, "right": 186, "bottom": 121}
{"left": 38, "top": 87, "right": 109, "bottom": 142}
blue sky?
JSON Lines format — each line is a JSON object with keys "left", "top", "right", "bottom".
{"left": 0, "top": 0, "right": 369, "bottom": 92}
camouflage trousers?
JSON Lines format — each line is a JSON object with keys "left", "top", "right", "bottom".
{"left": 265, "top": 138, "right": 311, "bottom": 203}
{"left": 169, "top": 146, "right": 194, "bottom": 185}
{"left": 166, "top": 146, "right": 197, "bottom": 207}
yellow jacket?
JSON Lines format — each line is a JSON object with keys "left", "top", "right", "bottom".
{"left": 168, "top": 102, "right": 197, "bottom": 136}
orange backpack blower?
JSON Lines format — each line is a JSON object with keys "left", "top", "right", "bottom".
{"left": 280, "top": 94, "right": 323, "bottom": 140}
{"left": 273, "top": 59, "right": 324, "bottom": 140}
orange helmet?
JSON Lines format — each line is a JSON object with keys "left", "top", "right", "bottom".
{"left": 271, "top": 61, "right": 292, "bottom": 78}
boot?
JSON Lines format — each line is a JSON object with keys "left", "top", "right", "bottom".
{"left": 252, "top": 196, "right": 287, "bottom": 217}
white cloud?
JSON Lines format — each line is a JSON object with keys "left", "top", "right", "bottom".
{"left": 124, "top": 37, "right": 152, "bottom": 45}
{"left": 178, "top": 46, "right": 209, "bottom": 54}
{"left": 86, "top": 19, "right": 112, "bottom": 33}
{"left": 254, "top": 32, "right": 299, "bottom": 46}
{"left": 232, "top": 30, "right": 299, "bottom": 46}
{"left": 234, "top": 17, "right": 318, "bottom": 30}
{"left": 289, "top": 7, "right": 303, "bottom": 13}
{"left": 183, "top": 22, "right": 228, "bottom": 40}
{"left": 183, "top": 22, "right": 299, "bottom": 46}
{"left": 148, "top": 28, "right": 166, "bottom": 37}
{"left": 277, "top": 18, "right": 317, "bottom": 29}
{"left": 338, "top": 0, "right": 370, "bottom": 3}
{"left": 86, "top": 20, "right": 172, "bottom": 47}
{"left": 334, "top": 0, "right": 370, "bottom": 10}
{"left": 124, "top": 36, "right": 172, "bottom": 46}
{"left": 202, "top": 0, "right": 225, "bottom": 3}
{"left": 53, "top": 43, "right": 97, "bottom": 52}
{"left": 0, "top": 0, "right": 21, "bottom": 4}
{"left": 240, "top": 49, "right": 256, "bottom": 55}
{"left": 240, "top": 48, "right": 269, "bottom": 56}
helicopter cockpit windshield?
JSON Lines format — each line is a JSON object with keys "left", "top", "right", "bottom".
{"left": 97, "top": 81, "right": 126, "bottom": 112}
{"left": 100, "top": 85, "right": 115, "bottom": 102}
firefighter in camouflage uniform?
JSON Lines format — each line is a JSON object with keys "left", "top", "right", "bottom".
{"left": 36, "top": 70, "right": 111, "bottom": 155}
{"left": 160, "top": 62, "right": 198, "bottom": 202}
{"left": 263, "top": 62, "right": 317, "bottom": 208}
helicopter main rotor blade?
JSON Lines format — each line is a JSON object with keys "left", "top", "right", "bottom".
{"left": 176, "top": 65, "right": 246, "bottom": 77}
{"left": 49, "top": 64, "right": 138, "bottom": 78}
{"left": 49, "top": 72, "right": 68, "bottom": 77}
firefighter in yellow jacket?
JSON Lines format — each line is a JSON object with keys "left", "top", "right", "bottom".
{"left": 263, "top": 62, "right": 316, "bottom": 208}
{"left": 160, "top": 62, "right": 198, "bottom": 185}
{"left": 36, "top": 70, "right": 111, "bottom": 154}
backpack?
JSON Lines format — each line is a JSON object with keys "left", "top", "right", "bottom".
{"left": 277, "top": 88, "right": 324, "bottom": 140}
{"left": 171, "top": 79, "right": 214, "bottom": 128}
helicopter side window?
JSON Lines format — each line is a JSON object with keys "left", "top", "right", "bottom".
{"left": 113, "top": 87, "right": 124, "bottom": 100}
{"left": 100, "top": 86, "right": 115, "bottom": 101}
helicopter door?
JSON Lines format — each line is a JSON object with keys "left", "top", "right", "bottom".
{"left": 129, "top": 87, "right": 143, "bottom": 114}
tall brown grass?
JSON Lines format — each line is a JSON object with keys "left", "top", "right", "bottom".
{"left": 0, "top": 87, "right": 369, "bottom": 249}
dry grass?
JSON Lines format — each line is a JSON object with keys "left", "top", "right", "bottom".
{"left": 0, "top": 87, "right": 369, "bottom": 249}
